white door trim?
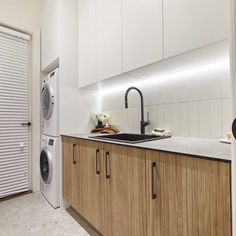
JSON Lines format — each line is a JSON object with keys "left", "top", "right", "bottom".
{"left": 0, "top": 24, "right": 33, "bottom": 194}
{"left": 229, "top": 0, "right": 236, "bottom": 235}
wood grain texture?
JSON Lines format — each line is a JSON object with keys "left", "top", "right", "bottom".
{"left": 74, "top": 139, "right": 104, "bottom": 234}
{"left": 104, "top": 143, "right": 147, "bottom": 236}
{"left": 146, "top": 151, "right": 188, "bottom": 236}
{"left": 62, "top": 137, "right": 231, "bottom": 236}
{"left": 186, "top": 157, "right": 231, "bottom": 236}
{"left": 146, "top": 150, "right": 231, "bottom": 236}
{"left": 62, "top": 137, "right": 78, "bottom": 208}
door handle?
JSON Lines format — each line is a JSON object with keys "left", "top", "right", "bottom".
{"left": 151, "top": 162, "right": 157, "bottom": 199}
{"left": 73, "top": 144, "right": 76, "bottom": 164}
{"left": 232, "top": 118, "right": 236, "bottom": 139}
{"left": 21, "top": 122, "right": 31, "bottom": 127}
{"left": 96, "top": 149, "right": 100, "bottom": 175}
{"left": 105, "top": 151, "right": 110, "bottom": 179}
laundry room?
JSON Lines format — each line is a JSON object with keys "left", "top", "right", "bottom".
{"left": 0, "top": 0, "right": 236, "bottom": 235}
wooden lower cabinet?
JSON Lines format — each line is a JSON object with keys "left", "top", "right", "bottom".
{"left": 62, "top": 137, "right": 78, "bottom": 208}
{"left": 74, "top": 140, "right": 104, "bottom": 233}
{"left": 146, "top": 150, "right": 231, "bottom": 236}
{"left": 103, "top": 144, "right": 146, "bottom": 236}
{"left": 62, "top": 138, "right": 232, "bottom": 236}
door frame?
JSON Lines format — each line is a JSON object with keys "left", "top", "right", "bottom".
{"left": 0, "top": 24, "right": 33, "bottom": 193}
{"left": 0, "top": 22, "right": 41, "bottom": 194}
{"left": 229, "top": 0, "right": 236, "bottom": 235}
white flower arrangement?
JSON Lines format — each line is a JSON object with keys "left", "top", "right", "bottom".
{"left": 91, "top": 112, "right": 109, "bottom": 123}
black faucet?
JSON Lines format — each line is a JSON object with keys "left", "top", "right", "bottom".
{"left": 125, "top": 86, "right": 150, "bottom": 134}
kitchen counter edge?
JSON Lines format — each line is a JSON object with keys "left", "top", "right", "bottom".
{"left": 61, "top": 134, "right": 231, "bottom": 162}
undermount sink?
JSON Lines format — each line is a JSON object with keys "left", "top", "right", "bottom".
{"left": 90, "top": 133, "right": 170, "bottom": 144}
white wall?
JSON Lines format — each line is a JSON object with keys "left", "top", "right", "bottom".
{"left": 41, "top": 0, "right": 101, "bottom": 135}
{"left": 58, "top": 0, "right": 101, "bottom": 134}
{"left": 0, "top": 0, "right": 42, "bottom": 191}
{"left": 102, "top": 42, "right": 232, "bottom": 140}
{"left": 41, "top": 0, "right": 101, "bottom": 207}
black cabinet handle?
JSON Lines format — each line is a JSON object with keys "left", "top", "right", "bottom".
{"left": 151, "top": 162, "right": 157, "bottom": 199}
{"left": 105, "top": 151, "right": 110, "bottom": 179}
{"left": 96, "top": 149, "right": 100, "bottom": 175}
{"left": 73, "top": 144, "right": 76, "bottom": 164}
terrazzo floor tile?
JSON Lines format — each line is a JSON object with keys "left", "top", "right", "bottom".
{"left": 0, "top": 193, "right": 90, "bottom": 236}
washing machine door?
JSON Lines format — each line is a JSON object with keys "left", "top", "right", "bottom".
{"left": 41, "top": 84, "right": 54, "bottom": 120}
{"left": 40, "top": 147, "right": 53, "bottom": 184}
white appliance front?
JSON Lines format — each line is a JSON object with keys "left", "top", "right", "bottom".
{"left": 41, "top": 68, "right": 59, "bottom": 137}
{"left": 40, "top": 135, "right": 60, "bottom": 208}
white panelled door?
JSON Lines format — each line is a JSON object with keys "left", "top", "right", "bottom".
{"left": 0, "top": 28, "right": 31, "bottom": 198}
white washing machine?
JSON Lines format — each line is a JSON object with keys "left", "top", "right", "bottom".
{"left": 40, "top": 135, "right": 60, "bottom": 208}
{"left": 41, "top": 68, "right": 59, "bottom": 137}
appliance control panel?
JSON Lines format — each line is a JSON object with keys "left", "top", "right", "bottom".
{"left": 48, "top": 139, "right": 54, "bottom": 146}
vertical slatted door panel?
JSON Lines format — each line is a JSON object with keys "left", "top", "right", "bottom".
{"left": 0, "top": 31, "right": 29, "bottom": 198}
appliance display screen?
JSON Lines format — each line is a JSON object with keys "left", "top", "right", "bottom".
{"left": 48, "top": 139, "right": 54, "bottom": 146}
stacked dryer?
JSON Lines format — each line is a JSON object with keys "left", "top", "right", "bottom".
{"left": 40, "top": 68, "right": 60, "bottom": 208}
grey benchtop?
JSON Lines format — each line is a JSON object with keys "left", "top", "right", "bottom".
{"left": 61, "top": 133, "right": 231, "bottom": 162}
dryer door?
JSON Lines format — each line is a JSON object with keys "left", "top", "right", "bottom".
{"left": 41, "top": 84, "right": 54, "bottom": 120}
{"left": 40, "top": 147, "right": 53, "bottom": 184}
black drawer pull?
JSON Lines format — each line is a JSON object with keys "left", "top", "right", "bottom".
{"left": 151, "top": 162, "right": 157, "bottom": 199}
{"left": 105, "top": 151, "right": 110, "bottom": 179}
{"left": 96, "top": 149, "right": 100, "bottom": 175}
{"left": 73, "top": 144, "right": 76, "bottom": 164}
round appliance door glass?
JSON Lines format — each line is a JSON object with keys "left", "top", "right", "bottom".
{"left": 40, "top": 148, "right": 53, "bottom": 184}
{"left": 41, "top": 84, "right": 54, "bottom": 120}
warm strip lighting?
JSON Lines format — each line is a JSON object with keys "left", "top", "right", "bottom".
{"left": 101, "top": 59, "right": 230, "bottom": 96}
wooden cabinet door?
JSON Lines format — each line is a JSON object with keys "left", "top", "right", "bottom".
{"left": 146, "top": 151, "right": 188, "bottom": 236}
{"left": 104, "top": 144, "right": 146, "bottom": 236}
{"left": 122, "top": 0, "right": 163, "bottom": 72}
{"left": 62, "top": 137, "right": 78, "bottom": 208}
{"left": 74, "top": 140, "right": 104, "bottom": 234}
{"left": 146, "top": 150, "right": 231, "bottom": 236}
{"left": 186, "top": 157, "right": 231, "bottom": 236}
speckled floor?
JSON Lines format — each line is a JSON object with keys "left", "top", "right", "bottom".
{"left": 0, "top": 192, "right": 90, "bottom": 236}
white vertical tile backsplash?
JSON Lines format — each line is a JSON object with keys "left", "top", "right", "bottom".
{"left": 171, "top": 103, "right": 181, "bottom": 136}
{"left": 210, "top": 100, "right": 222, "bottom": 139}
{"left": 102, "top": 61, "right": 232, "bottom": 140}
{"left": 222, "top": 99, "right": 233, "bottom": 137}
{"left": 188, "top": 101, "right": 199, "bottom": 138}
{"left": 199, "top": 100, "right": 210, "bottom": 138}
{"left": 163, "top": 104, "right": 172, "bottom": 131}
{"left": 180, "top": 103, "right": 189, "bottom": 137}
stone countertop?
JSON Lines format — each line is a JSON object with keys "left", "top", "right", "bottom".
{"left": 61, "top": 133, "right": 231, "bottom": 161}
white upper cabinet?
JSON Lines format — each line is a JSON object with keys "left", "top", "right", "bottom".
{"left": 77, "top": 0, "right": 228, "bottom": 87}
{"left": 41, "top": 0, "right": 60, "bottom": 71}
{"left": 78, "top": 0, "right": 122, "bottom": 88}
{"left": 96, "top": 0, "right": 122, "bottom": 81}
{"left": 78, "top": 0, "right": 96, "bottom": 87}
{"left": 122, "top": 0, "right": 163, "bottom": 72}
{"left": 163, "top": 0, "right": 228, "bottom": 58}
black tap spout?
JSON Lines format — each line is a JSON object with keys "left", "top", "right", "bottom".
{"left": 125, "top": 86, "right": 149, "bottom": 134}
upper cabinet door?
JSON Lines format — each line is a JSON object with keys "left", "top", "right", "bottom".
{"left": 122, "top": 0, "right": 163, "bottom": 72}
{"left": 78, "top": 0, "right": 122, "bottom": 88}
{"left": 78, "top": 0, "right": 96, "bottom": 88}
{"left": 96, "top": 0, "right": 122, "bottom": 81}
{"left": 164, "top": 0, "right": 228, "bottom": 58}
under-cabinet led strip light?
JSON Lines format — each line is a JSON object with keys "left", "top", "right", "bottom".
{"left": 101, "top": 59, "right": 230, "bottom": 96}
